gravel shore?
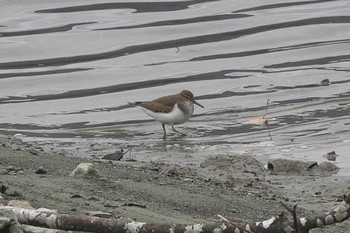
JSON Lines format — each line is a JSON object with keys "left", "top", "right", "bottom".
{"left": 0, "top": 135, "right": 349, "bottom": 232}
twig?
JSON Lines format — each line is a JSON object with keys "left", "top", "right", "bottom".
{"left": 280, "top": 202, "right": 300, "bottom": 233}
{"left": 217, "top": 214, "right": 253, "bottom": 233}
{"left": 262, "top": 98, "right": 270, "bottom": 119}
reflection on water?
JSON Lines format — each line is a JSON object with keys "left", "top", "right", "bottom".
{"left": 1, "top": 0, "right": 349, "bottom": 174}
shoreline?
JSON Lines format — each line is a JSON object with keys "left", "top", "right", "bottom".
{"left": 0, "top": 134, "right": 349, "bottom": 232}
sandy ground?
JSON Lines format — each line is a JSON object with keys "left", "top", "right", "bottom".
{"left": 0, "top": 134, "right": 349, "bottom": 232}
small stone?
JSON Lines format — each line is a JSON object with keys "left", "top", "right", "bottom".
{"left": 5, "top": 189, "right": 21, "bottom": 197}
{"left": 28, "top": 149, "right": 39, "bottom": 155}
{"left": 183, "top": 178, "right": 193, "bottom": 182}
{"left": 320, "top": 78, "right": 330, "bottom": 86}
{"left": 203, "top": 177, "right": 211, "bottom": 182}
{"left": 315, "top": 191, "right": 322, "bottom": 195}
{"left": 35, "top": 166, "right": 47, "bottom": 174}
{"left": 71, "top": 194, "right": 83, "bottom": 198}
{"left": 88, "top": 196, "right": 100, "bottom": 201}
{"left": 6, "top": 166, "right": 15, "bottom": 171}
{"left": 0, "top": 181, "right": 8, "bottom": 194}
{"left": 103, "top": 200, "right": 120, "bottom": 207}
{"left": 84, "top": 201, "right": 91, "bottom": 206}
{"left": 17, "top": 171, "right": 24, "bottom": 175}
{"left": 8, "top": 171, "right": 16, "bottom": 176}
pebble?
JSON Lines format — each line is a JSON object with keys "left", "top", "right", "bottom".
{"left": 103, "top": 200, "right": 120, "bottom": 208}
{"left": 71, "top": 194, "right": 83, "bottom": 198}
{"left": 88, "top": 196, "right": 100, "bottom": 201}
{"left": 35, "top": 166, "right": 47, "bottom": 174}
{"left": 6, "top": 166, "right": 15, "bottom": 171}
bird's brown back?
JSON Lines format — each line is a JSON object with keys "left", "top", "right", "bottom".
{"left": 135, "top": 93, "right": 182, "bottom": 113}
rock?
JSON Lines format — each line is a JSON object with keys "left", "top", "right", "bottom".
{"left": 70, "top": 163, "right": 101, "bottom": 179}
{"left": 318, "top": 162, "right": 340, "bottom": 174}
{"left": 35, "top": 166, "right": 47, "bottom": 174}
{"left": 8, "top": 200, "right": 34, "bottom": 209}
{"left": 70, "top": 194, "right": 83, "bottom": 198}
{"left": 0, "top": 180, "right": 9, "bottom": 193}
{"left": 0, "top": 209, "right": 23, "bottom": 233}
{"left": 88, "top": 196, "right": 100, "bottom": 201}
{"left": 5, "top": 188, "right": 22, "bottom": 197}
{"left": 267, "top": 159, "right": 340, "bottom": 176}
{"left": 103, "top": 200, "right": 121, "bottom": 207}
{"left": 200, "top": 154, "right": 266, "bottom": 175}
{"left": 320, "top": 78, "right": 330, "bottom": 86}
{"left": 6, "top": 166, "right": 15, "bottom": 171}
{"left": 0, "top": 217, "right": 11, "bottom": 231}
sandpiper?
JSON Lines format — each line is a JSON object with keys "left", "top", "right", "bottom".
{"left": 130, "top": 90, "right": 204, "bottom": 138}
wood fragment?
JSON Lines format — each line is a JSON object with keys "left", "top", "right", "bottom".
{"left": 280, "top": 202, "right": 300, "bottom": 233}
{"left": 217, "top": 214, "right": 253, "bottom": 233}
{"left": 263, "top": 98, "right": 270, "bottom": 119}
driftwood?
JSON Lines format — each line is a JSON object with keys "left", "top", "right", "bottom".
{"left": 1, "top": 194, "right": 350, "bottom": 233}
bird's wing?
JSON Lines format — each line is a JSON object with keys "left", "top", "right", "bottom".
{"left": 136, "top": 95, "right": 177, "bottom": 113}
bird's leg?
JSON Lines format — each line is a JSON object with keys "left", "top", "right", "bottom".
{"left": 162, "top": 124, "right": 167, "bottom": 139}
{"left": 172, "top": 125, "right": 187, "bottom": 136}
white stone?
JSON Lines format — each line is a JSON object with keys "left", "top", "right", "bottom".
{"left": 70, "top": 163, "right": 101, "bottom": 179}
{"left": 125, "top": 221, "right": 145, "bottom": 233}
{"left": 262, "top": 216, "right": 276, "bottom": 228}
{"left": 300, "top": 217, "right": 307, "bottom": 226}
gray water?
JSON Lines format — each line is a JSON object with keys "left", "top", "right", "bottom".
{"left": 1, "top": 0, "right": 350, "bottom": 174}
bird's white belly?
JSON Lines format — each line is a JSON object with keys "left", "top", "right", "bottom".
{"left": 141, "top": 103, "right": 194, "bottom": 125}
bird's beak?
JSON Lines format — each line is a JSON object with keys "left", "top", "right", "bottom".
{"left": 192, "top": 99, "right": 204, "bottom": 108}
